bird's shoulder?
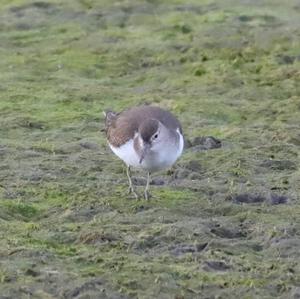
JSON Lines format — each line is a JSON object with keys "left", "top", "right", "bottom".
{"left": 105, "top": 105, "right": 182, "bottom": 147}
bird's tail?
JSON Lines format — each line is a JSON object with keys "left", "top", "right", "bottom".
{"left": 103, "top": 110, "right": 117, "bottom": 129}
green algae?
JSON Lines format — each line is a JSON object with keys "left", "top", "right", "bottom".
{"left": 0, "top": 0, "right": 300, "bottom": 298}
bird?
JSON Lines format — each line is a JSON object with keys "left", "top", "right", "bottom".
{"left": 104, "top": 105, "right": 184, "bottom": 200}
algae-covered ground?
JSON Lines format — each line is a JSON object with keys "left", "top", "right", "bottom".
{"left": 0, "top": 0, "right": 300, "bottom": 298}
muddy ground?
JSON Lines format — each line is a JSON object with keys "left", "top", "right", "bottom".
{"left": 0, "top": 0, "right": 300, "bottom": 298}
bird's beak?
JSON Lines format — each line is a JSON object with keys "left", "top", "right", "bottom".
{"left": 139, "top": 142, "right": 151, "bottom": 164}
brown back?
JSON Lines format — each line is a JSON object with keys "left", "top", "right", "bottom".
{"left": 105, "top": 105, "right": 182, "bottom": 147}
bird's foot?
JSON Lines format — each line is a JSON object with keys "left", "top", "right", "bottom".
{"left": 128, "top": 186, "right": 139, "bottom": 200}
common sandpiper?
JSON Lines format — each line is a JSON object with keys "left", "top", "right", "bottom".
{"left": 104, "top": 105, "right": 184, "bottom": 200}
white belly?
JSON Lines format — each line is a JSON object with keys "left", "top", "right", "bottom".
{"left": 109, "top": 139, "right": 141, "bottom": 168}
{"left": 109, "top": 130, "right": 184, "bottom": 172}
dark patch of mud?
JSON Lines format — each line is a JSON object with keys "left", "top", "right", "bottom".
{"left": 276, "top": 54, "right": 300, "bottom": 65}
{"left": 173, "top": 160, "right": 204, "bottom": 180}
{"left": 237, "top": 14, "right": 282, "bottom": 27}
{"left": 268, "top": 194, "right": 289, "bottom": 205}
{"left": 62, "top": 278, "right": 126, "bottom": 299}
{"left": 210, "top": 223, "right": 247, "bottom": 239}
{"left": 1, "top": 0, "right": 300, "bottom": 298}
{"left": 10, "top": 2, "right": 55, "bottom": 13}
{"left": 77, "top": 230, "right": 120, "bottom": 245}
{"left": 203, "top": 260, "right": 231, "bottom": 271}
{"left": 186, "top": 136, "right": 222, "bottom": 151}
{"left": 132, "top": 176, "right": 167, "bottom": 186}
{"left": 169, "top": 242, "right": 208, "bottom": 256}
{"left": 63, "top": 205, "right": 114, "bottom": 222}
{"left": 231, "top": 193, "right": 266, "bottom": 204}
{"left": 260, "top": 160, "right": 297, "bottom": 171}
{"left": 269, "top": 238, "right": 300, "bottom": 258}
{"left": 230, "top": 193, "right": 290, "bottom": 205}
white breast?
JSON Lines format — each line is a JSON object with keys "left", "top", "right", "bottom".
{"left": 109, "top": 138, "right": 142, "bottom": 168}
{"left": 109, "top": 128, "right": 184, "bottom": 172}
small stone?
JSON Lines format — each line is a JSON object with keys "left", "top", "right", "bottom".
{"left": 80, "top": 141, "right": 100, "bottom": 150}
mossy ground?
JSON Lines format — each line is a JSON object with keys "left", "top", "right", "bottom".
{"left": 0, "top": 0, "right": 300, "bottom": 298}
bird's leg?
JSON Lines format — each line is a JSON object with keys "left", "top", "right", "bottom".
{"left": 126, "top": 165, "right": 139, "bottom": 199}
{"left": 144, "top": 172, "right": 151, "bottom": 200}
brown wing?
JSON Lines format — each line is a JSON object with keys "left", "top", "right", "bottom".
{"left": 105, "top": 113, "right": 137, "bottom": 147}
{"left": 105, "top": 105, "right": 182, "bottom": 147}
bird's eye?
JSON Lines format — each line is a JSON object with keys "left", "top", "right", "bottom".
{"left": 154, "top": 134, "right": 158, "bottom": 139}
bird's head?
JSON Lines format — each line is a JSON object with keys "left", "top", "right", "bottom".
{"left": 138, "top": 119, "right": 162, "bottom": 163}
